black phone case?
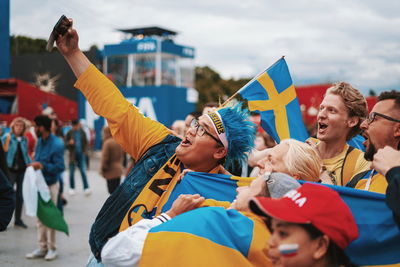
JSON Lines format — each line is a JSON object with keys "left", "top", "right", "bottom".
{"left": 46, "top": 15, "right": 71, "bottom": 52}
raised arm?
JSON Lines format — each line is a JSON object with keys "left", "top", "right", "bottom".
{"left": 55, "top": 18, "right": 170, "bottom": 160}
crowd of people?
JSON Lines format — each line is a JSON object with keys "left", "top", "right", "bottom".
{"left": 1, "top": 16, "right": 400, "bottom": 267}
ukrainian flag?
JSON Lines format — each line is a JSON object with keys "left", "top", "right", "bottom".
{"left": 140, "top": 207, "right": 271, "bottom": 267}
{"left": 140, "top": 173, "right": 267, "bottom": 266}
{"left": 152, "top": 173, "right": 400, "bottom": 266}
{"left": 239, "top": 57, "right": 309, "bottom": 143}
{"left": 159, "top": 172, "right": 252, "bottom": 213}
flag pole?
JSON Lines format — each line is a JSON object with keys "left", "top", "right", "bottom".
{"left": 221, "top": 56, "right": 285, "bottom": 107}
{"left": 221, "top": 91, "right": 240, "bottom": 107}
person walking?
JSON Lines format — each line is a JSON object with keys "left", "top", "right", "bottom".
{"left": 2, "top": 117, "right": 31, "bottom": 228}
{"left": 101, "top": 126, "right": 124, "bottom": 194}
{"left": 65, "top": 119, "right": 91, "bottom": 195}
{"left": 25, "top": 115, "right": 65, "bottom": 261}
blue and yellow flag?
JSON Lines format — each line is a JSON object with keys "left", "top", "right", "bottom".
{"left": 301, "top": 181, "right": 400, "bottom": 266}
{"left": 160, "top": 172, "right": 252, "bottom": 213}
{"left": 239, "top": 57, "right": 309, "bottom": 143}
{"left": 140, "top": 207, "right": 271, "bottom": 267}
{"left": 152, "top": 172, "right": 400, "bottom": 266}
{"left": 140, "top": 173, "right": 266, "bottom": 266}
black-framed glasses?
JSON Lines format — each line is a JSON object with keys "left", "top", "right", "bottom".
{"left": 366, "top": 112, "right": 400, "bottom": 124}
{"left": 189, "top": 119, "right": 223, "bottom": 146}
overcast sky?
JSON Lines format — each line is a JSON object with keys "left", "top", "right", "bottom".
{"left": 10, "top": 0, "right": 400, "bottom": 94}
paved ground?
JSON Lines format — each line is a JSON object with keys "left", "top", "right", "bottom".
{"left": 0, "top": 152, "right": 111, "bottom": 266}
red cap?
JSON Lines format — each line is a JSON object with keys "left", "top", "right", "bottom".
{"left": 249, "top": 183, "right": 358, "bottom": 249}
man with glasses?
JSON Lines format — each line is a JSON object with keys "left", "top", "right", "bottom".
{"left": 347, "top": 90, "right": 400, "bottom": 193}
{"left": 189, "top": 119, "right": 224, "bottom": 146}
{"left": 55, "top": 19, "right": 256, "bottom": 265}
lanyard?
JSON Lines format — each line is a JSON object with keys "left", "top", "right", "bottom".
{"left": 364, "top": 170, "right": 375, "bottom": 191}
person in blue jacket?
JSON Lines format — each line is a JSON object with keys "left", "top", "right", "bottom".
{"left": 26, "top": 115, "right": 65, "bottom": 261}
{"left": 2, "top": 117, "right": 31, "bottom": 228}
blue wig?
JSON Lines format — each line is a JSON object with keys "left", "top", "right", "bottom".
{"left": 218, "top": 102, "right": 256, "bottom": 168}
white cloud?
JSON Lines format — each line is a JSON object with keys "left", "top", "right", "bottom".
{"left": 10, "top": 0, "right": 400, "bottom": 94}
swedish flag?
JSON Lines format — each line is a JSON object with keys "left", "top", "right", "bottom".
{"left": 239, "top": 57, "right": 309, "bottom": 143}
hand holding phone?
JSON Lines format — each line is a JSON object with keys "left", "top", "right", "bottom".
{"left": 46, "top": 15, "right": 72, "bottom": 52}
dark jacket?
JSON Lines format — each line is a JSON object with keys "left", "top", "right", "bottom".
{"left": 65, "top": 128, "right": 88, "bottom": 163}
{"left": 0, "top": 142, "right": 10, "bottom": 178}
{"left": 386, "top": 166, "right": 400, "bottom": 227}
{"left": 0, "top": 169, "right": 15, "bottom": 231}
{"left": 89, "top": 134, "right": 180, "bottom": 260}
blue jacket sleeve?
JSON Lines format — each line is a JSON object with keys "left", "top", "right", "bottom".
{"left": 0, "top": 169, "right": 15, "bottom": 231}
{"left": 42, "top": 139, "right": 65, "bottom": 175}
{"left": 385, "top": 166, "right": 400, "bottom": 227}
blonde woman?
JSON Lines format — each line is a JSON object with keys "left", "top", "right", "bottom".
{"left": 2, "top": 117, "right": 31, "bottom": 228}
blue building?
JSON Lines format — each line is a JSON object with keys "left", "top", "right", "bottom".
{"left": 0, "top": 0, "right": 10, "bottom": 79}
{"left": 79, "top": 27, "right": 198, "bottom": 149}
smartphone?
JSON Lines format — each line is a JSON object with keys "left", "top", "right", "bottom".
{"left": 46, "top": 15, "right": 72, "bottom": 52}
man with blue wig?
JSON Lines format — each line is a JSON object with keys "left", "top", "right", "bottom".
{"left": 55, "top": 18, "right": 256, "bottom": 265}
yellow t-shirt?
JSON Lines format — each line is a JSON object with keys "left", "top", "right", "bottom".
{"left": 74, "top": 64, "right": 170, "bottom": 161}
{"left": 322, "top": 144, "right": 371, "bottom": 186}
{"left": 308, "top": 138, "right": 371, "bottom": 186}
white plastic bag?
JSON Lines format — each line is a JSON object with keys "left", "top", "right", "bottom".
{"left": 22, "top": 166, "right": 50, "bottom": 217}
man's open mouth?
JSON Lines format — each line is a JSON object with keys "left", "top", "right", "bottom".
{"left": 361, "top": 130, "right": 369, "bottom": 147}
{"left": 318, "top": 122, "right": 328, "bottom": 130}
{"left": 181, "top": 137, "right": 192, "bottom": 146}
{"left": 360, "top": 130, "right": 368, "bottom": 140}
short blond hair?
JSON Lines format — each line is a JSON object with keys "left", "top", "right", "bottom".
{"left": 326, "top": 82, "right": 368, "bottom": 140}
{"left": 10, "top": 117, "right": 27, "bottom": 134}
{"left": 281, "top": 139, "right": 322, "bottom": 182}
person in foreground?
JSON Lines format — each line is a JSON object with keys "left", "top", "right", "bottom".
{"left": 0, "top": 168, "right": 15, "bottom": 231}
{"left": 101, "top": 172, "right": 301, "bottom": 267}
{"left": 249, "top": 183, "right": 359, "bottom": 267}
{"left": 56, "top": 18, "right": 256, "bottom": 263}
